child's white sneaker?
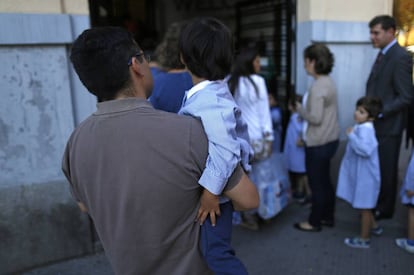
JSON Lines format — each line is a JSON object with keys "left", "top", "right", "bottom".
{"left": 371, "top": 226, "right": 383, "bottom": 236}
{"left": 344, "top": 237, "right": 370, "bottom": 249}
{"left": 395, "top": 238, "right": 414, "bottom": 254}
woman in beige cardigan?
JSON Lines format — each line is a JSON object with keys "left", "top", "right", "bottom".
{"left": 294, "top": 44, "right": 340, "bottom": 232}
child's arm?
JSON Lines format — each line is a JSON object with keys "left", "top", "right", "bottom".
{"left": 224, "top": 170, "right": 259, "bottom": 211}
{"left": 180, "top": 89, "right": 248, "bottom": 225}
{"left": 292, "top": 114, "right": 305, "bottom": 147}
{"left": 406, "top": 190, "right": 414, "bottom": 197}
{"left": 347, "top": 125, "right": 378, "bottom": 157}
{"left": 182, "top": 92, "right": 245, "bottom": 195}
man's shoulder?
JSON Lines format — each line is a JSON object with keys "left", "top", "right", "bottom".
{"left": 154, "top": 109, "right": 205, "bottom": 129}
{"left": 312, "top": 76, "right": 336, "bottom": 93}
{"left": 162, "top": 111, "right": 207, "bottom": 138}
{"left": 72, "top": 106, "right": 204, "bottom": 136}
{"left": 389, "top": 43, "right": 411, "bottom": 58}
{"left": 67, "top": 115, "right": 95, "bottom": 141}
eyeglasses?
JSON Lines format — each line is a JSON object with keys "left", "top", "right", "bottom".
{"left": 128, "top": 52, "right": 151, "bottom": 66}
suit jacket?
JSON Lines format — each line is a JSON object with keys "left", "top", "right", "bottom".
{"left": 366, "top": 43, "right": 414, "bottom": 136}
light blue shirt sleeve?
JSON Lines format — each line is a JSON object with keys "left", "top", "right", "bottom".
{"left": 347, "top": 124, "right": 378, "bottom": 158}
{"left": 405, "top": 153, "right": 414, "bottom": 192}
{"left": 179, "top": 82, "right": 249, "bottom": 195}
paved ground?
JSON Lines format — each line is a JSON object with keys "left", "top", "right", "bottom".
{"left": 22, "top": 198, "right": 413, "bottom": 275}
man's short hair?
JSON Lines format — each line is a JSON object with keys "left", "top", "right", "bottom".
{"left": 369, "top": 15, "right": 396, "bottom": 31}
{"left": 179, "top": 17, "right": 233, "bottom": 80}
{"left": 70, "top": 27, "right": 139, "bottom": 102}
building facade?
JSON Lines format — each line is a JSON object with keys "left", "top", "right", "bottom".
{"left": 0, "top": 0, "right": 407, "bottom": 273}
{"left": 297, "top": 0, "right": 393, "bottom": 137}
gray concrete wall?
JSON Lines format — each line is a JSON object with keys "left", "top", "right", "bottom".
{"left": 0, "top": 13, "right": 95, "bottom": 274}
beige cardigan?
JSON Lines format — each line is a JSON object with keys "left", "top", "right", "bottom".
{"left": 297, "top": 75, "right": 340, "bottom": 147}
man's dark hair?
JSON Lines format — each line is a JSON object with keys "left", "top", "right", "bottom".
{"left": 70, "top": 27, "right": 139, "bottom": 102}
{"left": 369, "top": 15, "right": 396, "bottom": 31}
{"left": 356, "top": 96, "right": 383, "bottom": 119}
{"left": 179, "top": 17, "right": 233, "bottom": 80}
{"left": 304, "top": 43, "right": 334, "bottom": 74}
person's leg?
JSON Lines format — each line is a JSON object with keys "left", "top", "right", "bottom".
{"left": 302, "top": 175, "right": 311, "bottom": 198}
{"left": 288, "top": 171, "right": 297, "bottom": 195}
{"left": 344, "top": 209, "right": 371, "bottom": 249}
{"left": 305, "top": 145, "right": 324, "bottom": 228}
{"left": 321, "top": 140, "right": 338, "bottom": 223}
{"left": 307, "top": 141, "right": 338, "bottom": 226}
{"left": 290, "top": 172, "right": 306, "bottom": 202}
{"left": 395, "top": 205, "right": 414, "bottom": 253}
{"left": 296, "top": 173, "right": 305, "bottom": 195}
{"left": 408, "top": 206, "right": 414, "bottom": 241}
{"left": 371, "top": 214, "right": 378, "bottom": 229}
{"left": 200, "top": 201, "right": 248, "bottom": 275}
{"left": 360, "top": 209, "right": 373, "bottom": 239}
{"left": 376, "top": 136, "right": 402, "bottom": 218}
{"left": 239, "top": 211, "right": 259, "bottom": 231}
{"left": 370, "top": 212, "right": 384, "bottom": 235}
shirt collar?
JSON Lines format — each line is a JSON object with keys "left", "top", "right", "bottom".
{"left": 94, "top": 97, "right": 152, "bottom": 115}
{"left": 381, "top": 38, "right": 397, "bottom": 55}
{"left": 186, "top": 80, "right": 213, "bottom": 99}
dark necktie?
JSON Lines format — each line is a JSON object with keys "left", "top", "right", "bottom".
{"left": 371, "top": 52, "right": 383, "bottom": 74}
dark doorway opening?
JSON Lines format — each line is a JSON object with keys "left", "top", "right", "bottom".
{"left": 88, "top": 0, "right": 159, "bottom": 51}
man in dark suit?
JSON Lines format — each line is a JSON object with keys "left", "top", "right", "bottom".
{"left": 366, "top": 15, "right": 414, "bottom": 220}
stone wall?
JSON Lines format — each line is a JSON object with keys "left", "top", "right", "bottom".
{"left": 0, "top": 10, "right": 95, "bottom": 274}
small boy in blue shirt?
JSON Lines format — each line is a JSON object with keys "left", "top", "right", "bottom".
{"left": 178, "top": 17, "right": 252, "bottom": 274}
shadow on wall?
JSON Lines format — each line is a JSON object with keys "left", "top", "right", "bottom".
{"left": 0, "top": 181, "right": 94, "bottom": 274}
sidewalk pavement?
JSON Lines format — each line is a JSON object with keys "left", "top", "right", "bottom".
{"left": 22, "top": 198, "right": 413, "bottom": 275}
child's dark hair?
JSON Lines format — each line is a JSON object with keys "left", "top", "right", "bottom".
{"left": 356, "top": 96, "right": 383, "bottom": 119}
{"left": 179, "top": 17, "right": 233, "bottom": 80}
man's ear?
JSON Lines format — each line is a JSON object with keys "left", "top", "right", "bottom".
{"left": 130, "top": 57, "right": 144, "bottom": 76}
{"left": 180, "top": 53, "right": 186, "bottom": 67}
{"left": 386, "top": 28, "right": 396, "bottom": 38}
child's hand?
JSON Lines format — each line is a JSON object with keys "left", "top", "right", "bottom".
{"left": 296, "top": 138, "right": 304, "bottom": 147}
{"left": 197, "top": 189, "right": 220, "bottom": 226}
{"left": 295, "top": 101, "right": 302, "bottom": 110}
{"left": 263, "top": 140, "right": 273, "bottom": 158}
{"left": 406, "top": 190, "right": 414, "bottom": 198}
{"left": 346, "top": 127, "right": 353, "bottom": 134}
